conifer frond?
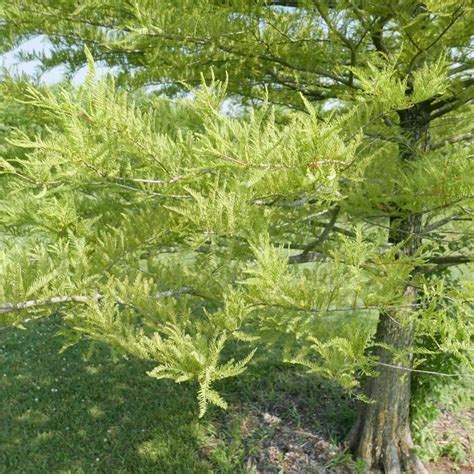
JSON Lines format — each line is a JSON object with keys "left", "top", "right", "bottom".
{"left": 1, "top": 4, "right": 472, "bottom": 423}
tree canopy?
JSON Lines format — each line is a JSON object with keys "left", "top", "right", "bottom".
{"left": 1, "top": 1, "right": 473, "bottom": 472}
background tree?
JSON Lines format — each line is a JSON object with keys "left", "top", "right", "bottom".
{"left": 1, "top": 1, "right": 473, "bottom": 472}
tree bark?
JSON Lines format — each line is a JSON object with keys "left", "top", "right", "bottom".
{"left": 347, "top": 102, "right": 430, "bottom": 473}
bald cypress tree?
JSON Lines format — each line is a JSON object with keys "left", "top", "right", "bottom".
{"left": 1, "top": 1, "right": 473, "bottom": 471}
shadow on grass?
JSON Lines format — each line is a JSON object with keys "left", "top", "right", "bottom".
{"left": 0, "top": 315, "right": 209, "bottom": 473}
{"left": 221, "top": 355, "right": 355, "bottom": 440}
{"left": 0, "top": 315, "right": 355, "bottom": 473}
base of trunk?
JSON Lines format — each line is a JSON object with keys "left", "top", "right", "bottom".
{"left": 347, "top": 415, "right": 428, "bottom": 473}
{"left": 346, "top": 309, "right": 428, "bottom": 473}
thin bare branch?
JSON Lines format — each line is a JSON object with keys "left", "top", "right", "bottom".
{"left": 0, "top": 294, "right": 101, "bottom": 315}
{"left": 0, "top": 287, "right": 209, "bottom": 316}
{"left": 407, "top": 4, "right": 465, "bottom": 73}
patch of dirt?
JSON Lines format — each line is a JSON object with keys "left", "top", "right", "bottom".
{"left": 426, "top": 407, "right": 474, "bottom": 474}
{"left": 244, "top": 411, "right": 352, "bottom": 473}
{"left": 427, "top": 458, "right": 473, "bottom": 474}
{"left": 201, "top": 370, "right": 472, "bottom": 473}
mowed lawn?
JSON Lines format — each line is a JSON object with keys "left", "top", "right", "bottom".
{"left": 1, "top": 314, "right": 207, "bottom": 472}
{"left": 0, "top": 314, "right": 359, "bottom": 473}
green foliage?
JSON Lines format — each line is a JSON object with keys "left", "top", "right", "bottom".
{"left": 412, "top": 375, "right": 472, "bottom": 465}
{"left": 146, "top": 330, "right": 257, "bottom": 417}
{"left": 0, "top": 0, "right": 473, "bottom": 427}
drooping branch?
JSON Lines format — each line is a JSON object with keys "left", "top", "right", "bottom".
{"left": 376, "top": 361, "right": 474, "bottom": 378}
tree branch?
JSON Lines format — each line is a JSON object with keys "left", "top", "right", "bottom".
{"left": 429, "top": 99, "right": 467, "bottom": 121}
{"left": 422, "top": 214, "right": 468, "bottom": 233}
{"left": 425, "top": 255, "right": 473, "bottom": 266}
{"left": 288, "top": 251, "right": 328, "bottom": 264}
{"left": 429, "top": 132, "right": 473, "bottom": 151}
{"left": 265, "top": 0, "right": 300, "bottom": 6}
{"left": 407, "top": 4, "right": 465, "bottom": 73}
{"left": 302, "top": 206, "right": 340, "bottom": 255}
{"left": 312, "top": 222, "right": 356, "bottom": 238}
{"left": 376, "top": 361, "right": 474, "bottom": 378}
{"left": 0, "top": 294, "right": 101, "bottom": 315}
{"left": 0, "top": 287, "right": 207, "bottom": 316}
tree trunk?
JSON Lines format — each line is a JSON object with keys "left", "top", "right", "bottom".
{"left": 347, "top": 284, "right": 428, "bottom": 473}
{"left": 348, "top": 102, "right": 430, "bottom": 473}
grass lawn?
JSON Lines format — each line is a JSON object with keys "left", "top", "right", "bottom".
{"left": 1, "top": 313, "right": 471, "bottom": 473}
{"left": 0, "top": 314, "right": 359, "bottom": 473}
{"left": 1, "top": 315, "right": 207, "bottom": 473}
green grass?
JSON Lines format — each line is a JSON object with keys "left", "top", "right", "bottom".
{"left": 0, "top": 314, "right": 211, "bottom": 473}
{"left": 0, "top": 314, "right": 356, "bottom": 473}
{"left": 2, "top": 311, "right": 470, "bottom": 473}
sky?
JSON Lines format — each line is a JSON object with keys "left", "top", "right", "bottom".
{"left": 1, "top": 35, "right": 93, "bottom": 85}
